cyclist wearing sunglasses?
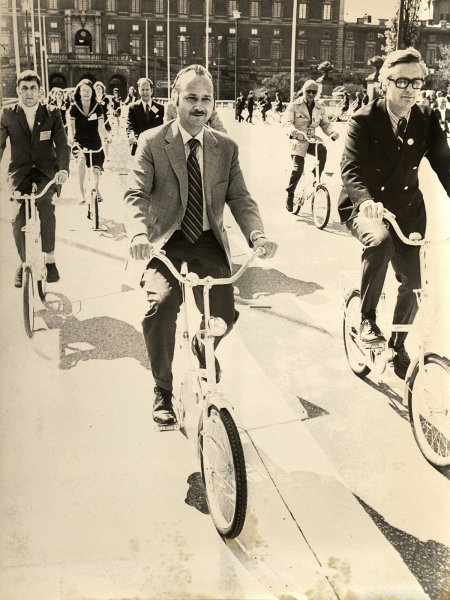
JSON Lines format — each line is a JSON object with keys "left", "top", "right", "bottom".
{"left": 339, "top": 48, "right": 450, "bottom": 379}
{"left": 283, "top": 79, "right": 339, "bottom": 212}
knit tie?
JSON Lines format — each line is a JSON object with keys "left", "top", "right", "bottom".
{"left": 181, "top": 138, "right": 203, "bottom": 244}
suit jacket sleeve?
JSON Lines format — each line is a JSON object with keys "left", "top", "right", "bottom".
{"left": 425, "top": 109, "right": 450, "bottom": 196}
{"left": 340, "top": 115, "right": 374, "bottom": 211}
{"left": 207, "top": 109, "right": 227, "bottom": 133}
{"left": 0, "top": 109, "right": 8, "bottom": 162}
{"left": 126, "top": 106, "right": 138, "bottom": 140}
{"left": 123, "top": 137, "right": 155, "bottom": 239}
{"left": 52, "top": 108, "right": 70, "bottom": 173}
{"left": 164, "top": 102, "right": 177, "bottom": 123}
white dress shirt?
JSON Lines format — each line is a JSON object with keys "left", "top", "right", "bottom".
{"left": 21, "top": 102, "right": 39, "bottom": 133}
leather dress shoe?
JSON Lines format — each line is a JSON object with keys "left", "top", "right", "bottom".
{"left": 46, "top": 263, "right": 60, "bottom": 283}
{"left": 14, "top": 265, "right": 23, "bottom": 288}
{"left": 360, "top": 318, "right": 386, "bottom": 344}
{"left": 153, "top": 386, "right": 177, "bottom": 425}
{"left": 286, "top": 195, "right": 294, "bottom": 212}
{"left": 390, "top": 344, "right": 411, "bottom": 380}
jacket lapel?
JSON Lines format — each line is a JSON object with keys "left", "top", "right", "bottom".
{"left": 203, "top": 128, "right": 220, "bottom": 209}
{"left": 15, "top": 105, "right": 32, "bottom": 138}
{"left": 373, "top": 99, "right": 400, "bottom": 163}
{"left": 30, "top": 104, "right": 46, "bottom": 143}
{"left": 165, "top": 121, "right": 189, "bottom": 208}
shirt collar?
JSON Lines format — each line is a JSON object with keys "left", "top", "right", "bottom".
{"left": 386, "top": 103, "right": 411, "bottom": 131}
{"left": 177, "top": 120, "right": 204, "bottom": 147}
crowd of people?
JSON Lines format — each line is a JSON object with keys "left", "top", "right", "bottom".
{"left": 1, "top": 45, "right": 449, "bottom": 423}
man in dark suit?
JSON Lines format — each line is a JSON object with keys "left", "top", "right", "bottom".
{"left": 434, "top": 97, "right": 450, "bottom": 134}
{"left": 339, "top": 48, "right": 450, "bottom": 379}
{"left": 0, "top": 70, "right": 70, "bottom": 287}
{"left": 126, "top": 77, "right": 164, "bottom": 156}
{"left": 124, "top": 64, "right": 277, "bottom": 426}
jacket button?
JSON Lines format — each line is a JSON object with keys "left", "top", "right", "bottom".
{"left": 404, "top": 186, "right": 408, "bottom": 190}
{"left": 413, "top": 166, "right": 418, "bottom": 170}
{"left": 381, "top": 186, "right": 385, "bottom": 191}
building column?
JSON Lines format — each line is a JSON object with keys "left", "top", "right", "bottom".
{"left": 336, "top": 0, "right": 345, "bottom": 82}
{"left": 65, "top": 13, "right": 72, "bottom": 52}
{"left": 95, "top": 16, "right": 101, "bottom": 53}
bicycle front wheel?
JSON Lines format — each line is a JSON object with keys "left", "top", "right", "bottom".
{"left": 266, "top": 112, "right": 275, "bottom": 125}
{"left": 37, "top": 263, "right": 47, "bottom": 301}
{"left": 406, "top": 353, "right": 450, "bottom": 466}
{"left": 200, "top": 405, "right": 247, "bottom": 538}
{"left": 23, "top": 266, "right": 35, "bottom": 338}
{"left": 252, "top": 113, "right": 259, "bottom": 123}
{"left": 312, "top": 185, "right": 331, "bottom": 230}
{"left": 343, "top": 289, "right": 370, "bottom": 378}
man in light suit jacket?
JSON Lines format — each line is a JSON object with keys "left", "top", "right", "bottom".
{"left": 126, "top": 77, "right": 164, "bottom": 156}
{"left": 434, "top": 97, "right": 450, "bottom": 134}
{"left": 0, "top": 70, "right": 70, "bottom": 287}
{"left": 124, "top": 64, "right": 277, "bottom": 426}
{"left": 339, "top": 48, "right": 450, "bottom": 379}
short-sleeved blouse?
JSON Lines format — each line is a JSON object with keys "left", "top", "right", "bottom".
{"left": 69, "top": 101, "right": 104, "bottom": 149}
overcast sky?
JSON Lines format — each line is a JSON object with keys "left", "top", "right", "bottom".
{"left": 344, "top": 0, "right": 429, "bottom": 24}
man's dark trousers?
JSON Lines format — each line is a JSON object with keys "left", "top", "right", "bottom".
{"left": 346, "top": 208, "right": 426, "bottom": 347}
{"left": 286, "top": 143, "right": 327, "bottom": 197}
{"left": 141, "top": 230, "right": 238, "bottom": 391}
{"left": 12, "top": 167, "right": 56, "bottom": 263}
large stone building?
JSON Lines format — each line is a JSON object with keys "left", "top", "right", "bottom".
{"left": 1, "top": 0, "right": 450, "bottom": 99}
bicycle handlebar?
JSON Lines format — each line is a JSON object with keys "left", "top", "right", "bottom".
{"left": 153, "top": 247, "right": 266, "bottom": 288}
{"left": 71, "top": 141, "right": 105, "bottom": 154}
{"left": 382, "top": 210, "right": 424, "bottom": 246}
{"left": 12, "top": 178, "right": 56, "bottom": 201}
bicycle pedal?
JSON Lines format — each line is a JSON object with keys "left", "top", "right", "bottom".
{"left": 154, "top": 423, "right": 180, "bottom": 432}
{"left": 362, "top": 341, "right": 385, "bottom": 351}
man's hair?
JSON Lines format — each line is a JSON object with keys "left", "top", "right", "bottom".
{"left": 137, "top": 77, "right": 153, "bottom": 90}
{"left": 172, "top": 64, "right": 213, "bottom": 97}
{"left": 17, "top": 69, "right": 41, "bottom": 87}
{"left": 379, "top": 47, "right": 428, "bottom": 85}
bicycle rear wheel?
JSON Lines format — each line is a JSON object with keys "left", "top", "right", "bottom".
{"left": 200, "top": 405, "right": 247, "bottom": 538}
{"left": 292, "top": 190, "right": 305, "bottom": 215}
{"left": 343, "top": 289, "right": 370, "bottom": 378}
{"left": 23, "top": 267, "right": 35, "bottom": 338}
{"left": 266, "top": 113, "right": 275, "bottom": 125}
{"left": 312, "top": 185, "right": 331, "bottom": 230}
{"left": 252, "top": 113, "right": 259, "bottom": 123}
{"left": 37, "top": 263, "right": 47, "bottom": 301}
{"left": 406, "top": 353, "right": 450, "bottom": 466}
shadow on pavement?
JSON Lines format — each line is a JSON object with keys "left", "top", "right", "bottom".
{"left": 362, "top": 378, "right": 410, "bottom": 422}
{"left": 232, "top": 263, "right": 322, "bottom": 300}
{"left": 185, "top": 472, "right": 209, "bottom": 515}
{"left": 354, "top": 494, "right": 450, "bottom": 600}
{"left": 293, "top": 214, "right": 351, "bottom": 236}
{"left": 38, "top": 292, "right": 149, "bottom": 370}
{"left": 98, "top": 218, "right": 128, "bottom": 242}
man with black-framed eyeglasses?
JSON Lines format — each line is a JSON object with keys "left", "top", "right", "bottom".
{"left": 283, "top": 79, "right": 339, "bottom": 212}
{"left": 339, "top": 47, "right": 450, "bottom": 380}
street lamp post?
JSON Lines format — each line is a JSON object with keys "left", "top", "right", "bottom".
{"left": 23, "top": 2, "right": 31, "bottom": 70}
{"left": 232, "top": 10, "right": 241, "bottom": 103}
{"left": 397, "top": 0, "right": 405, "bottom": 49}
{"left": 154, "top": 47, "right": 157, "bottom": 95}
{"left": 217, "top": 35, "right": 222, "bottom": 100}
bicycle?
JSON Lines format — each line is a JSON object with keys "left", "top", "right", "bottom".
{"left": 342, "top": 210, "right": 450, "bottom": 466}
{"left": 72, "top": 142, "right": 107, "bottom": 232}
{"left": 251, "top": 106, "right": 275, "bottom": 125}
{"left": 12, "top": 178, "right": 56, "bottom": 338}
{"left": 147, "top": 247, "right": 266, "bottom": 538}
{"left": 291, "top": 133, "right": 332, "bottom": 230}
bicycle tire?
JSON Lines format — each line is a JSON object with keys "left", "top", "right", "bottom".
{"left": 406, "top": 353, "right": 450, "bottom": 466}
{"left": 266, "top": 113, "right": 274, "bottom": 125}
{"left": 252, "top": 113, "right": 259, "bottom": 123}
{"left": 23, "top": 267, "right": 35, "bottom": 338}
{"left": 343, "top": 289, "right": 370, "bottom": 378}
{"left": 37, "top": 265, "right": 47, "bottom": 301}
{"left": 292, "top": 191, "right": 305, "bottom": 215}
{"left": 312, "top": 185, "right": 331, "bottom": 230}
{"left": 91, "top": 189, "right": 100, "bottom": 230}
{"left": 200, "top": 405, "right": 247, "bottom": 538}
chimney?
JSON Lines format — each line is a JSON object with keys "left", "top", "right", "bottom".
{"left": 379, "top": 18, "right": 388, "bottom": 26}
{"left": 441, "top": 19, "right": 448, "bottom": 28}
{"left": 367, "top": 15, "right": 372, "bottom": 23}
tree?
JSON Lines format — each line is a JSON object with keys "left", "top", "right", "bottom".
{"left": 382, "top": 0, "right": 424, "bottom": 53}
{"left": 438, "top": 44, "right": 450, "bottom": 81}
{"left": 259, "top": 73, "right": 306, "bottom": 99}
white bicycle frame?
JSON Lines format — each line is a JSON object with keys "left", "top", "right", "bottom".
{"left": 73, "top": 142, "right": 107, "bottom": 232}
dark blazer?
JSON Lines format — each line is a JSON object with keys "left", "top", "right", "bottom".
{"left": 126, "top": 99, "right": 165, "bottom": 156}
{"left": 0, "top": 102, "right": 70, "bottom": 190}
{"left": 339, "top": 98, "right": 450, "bottom": 234}
{"left": 433, "top": 106, "right": 450, "bottom": 133}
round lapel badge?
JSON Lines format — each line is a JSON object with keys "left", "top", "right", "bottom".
{"left": 407, "top": 138, "right": 414, "bottom": 145}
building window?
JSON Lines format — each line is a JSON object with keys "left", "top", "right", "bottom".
{"left": 22, "top": 32, "right": 32, "bottom": 55}
{"left": 131, "top": 0, "right": 140, "bottom": 11}
{"left": 155, "top": 0, "right": 164, "bottom": 13}
{"left": 250, "top": 1, "right": 259, "bottom": 18}
{"left": 76, "top": 0, "right": 89, "bottom": 9}
{"left": 323, "top": 3, "right": 331, "bottom": 20}
{"left": 132, "top": 24, "right": 139, "bottom": 30}
{"left": 298, "top": 29, "right": 305, "bottom": 36}
{"left": 298, "top": 3, "right": 306, "bottom": 19}
{"left": 228, "top": 0, "right": 237, "bottom": 16}
{"left": 106, "top": 36, "right": 118, "bottom": 54}
{"left": 365, "top": 45, "right": 375, "bottom": 62}
{"left": 297, "top": 41, "right": 306, "bottom": 61}
{"left": 346, "top": 31, "right": 353, "bottom": 39}
{"left": 273, "top": 1, "right": 281, "bottom": 18}
{"left": 229, "top": 27, "right": 235, "bottom": 33}
{"left": 49, "top": 34, "right": 60, "bottom": 53}
{"left": 106, "top": 0, "right": 116, "bottom": 10}
{"left": 179, "top": 36, "right": 188, "bottom": 60}
{"left": 156, "top": 25, "right": 163, "bottom": 31}
{"left": 271, "top": 40, "right": 282, "bottom": 60}
{"left": 427, "top": 47, "right": 437, "bottom": 64}
{"left": 323, "top": 30, "right": 330, "bottom": 38}
{"left": 50, "top": 21, "right": 58, "bottom": 28}
{"left": 130, "top": 37, "right": 141, "bottom": 54}
{"left": 249, "top": 39, "right": 259, "bottom": 59}
{"left": 178, "top": 0, "right": 187, "bottom": 15}
{"left": 108, "top": 23, "right": 115, "bottom": 29}
{"left": 155, "top": 38, "right": 165, "bottom": 55}
{"left": 430, "top": 34, "right": 436, "bottom": 42}
{"left": 367, "top": 32, "right": 374, "bottom": 40}
{"left": 205, "top": 0, "right": 213, "bottom": 15}
{"left": 251, "top": 28, "right": 258, "bottom": 34}
{"left": 344, "top": 44, "right": 354, "bottom": 66}
{"left": 228, "top": 38, "right": 236, "bottom": 58}
{"left": 320, "top": 43, "right": 331, "bottom": 61}
{"left": 0, "top": 30, "right": 10, "bottom": 53}
{"left": 447, "top": 13, "right": 450, "bottom": 20}
{"left": 48, "top": 0, "right": 58, "bottom": 8}
{"left": 203, "top": 38, "right": 213, "bottom": 58}
{"left": 180, "top": 26, "right": 186, "bottom": 31}
{"left": 273, "top": 28, "right": 280, "bottom": 35}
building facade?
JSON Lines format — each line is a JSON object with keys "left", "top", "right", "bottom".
{"left": 1, "top": 0, "right": 450, "bottom": 100}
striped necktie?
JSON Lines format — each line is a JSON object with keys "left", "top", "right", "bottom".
{"left": 181, "top": 138, "right": 203, "bottom": 244}
{"left": 145, "top": 103, "right": 150, "bottom": 123}
{"left": 396, "top": 117, "right": 407, "bottom": 151}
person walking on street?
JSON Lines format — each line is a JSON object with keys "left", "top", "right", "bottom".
{"left": 434, "top": 96, "right": 450, "bottom": 134}
{"left": 0, "top": 70, "right": 70, "bottom": 287}
{"left": 94, "top": 81, "right": 113, "bottom": 161}
{"left": 236, "top": 92, "right": 245, "bottom": 122}
{"left": 339, "top": 47, "right": 450, "bottom": 380}
{"left": 274, "top": 92, "right": 284, "bottom": 122}
{"left": 126, "top": 78, "right": 165, "bottom": 156}
{"left": 245, "top": 91, "right": 255, "bottom": 123}
{"left": 260, "top": 91, "right": 272, "bottom": 123}
{"left": 282, "top": 79, "right": 339, "bottom": 213}
{"left": 124, "top": 64, "right": 277, "bottom": 426}
{"left": 111, "top": 88, "right": 122, "bottom": 133}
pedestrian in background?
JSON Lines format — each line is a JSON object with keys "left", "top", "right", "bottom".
{"left": 49, "top": 87, "right": 68, "bottom": 129}
{"left": 245, "top": 90, "right": 255, "bottom": 123}
{"left": 417, "top": 90, "right": 429, "bottom": 106}
{"left": 94, "top": 81, "right": 112, "bottom": 161}
{"left": 260, "top": 91, "right": 272, "bottom": 123}
{"left": 434, "top": 96, "right": 450, "bottom": 134}
{"left": 274, "top": 91, "right": 284, "bottom": 122}
{"left": 362, "top": 90, "right": 369, "bottom": 105}
{"left": 111, "top": 88, "right": 122, "bottom": 133}
{"left": 236, "top": 91, "right": 246, "bottom": 122}
{"left": 124, "top": 86, "right": 137, "bottom": 106}
{"left": 126, "top": 77, "right": 164, "bottom": 156}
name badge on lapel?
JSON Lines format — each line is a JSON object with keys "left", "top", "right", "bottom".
{"left": 151, "top": 105, "right": 159, "bottom": 114}
{"left": 88, "top": 113, "right": 98, "bottom": 121}
{"left": 40, "top": 130, "right": 51, "bottom": 141}
{"left": 313, "top": 114, "right": 321, "bottom": 124}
